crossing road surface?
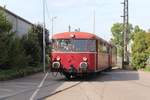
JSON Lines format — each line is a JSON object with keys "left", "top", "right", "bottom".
{"left": 45, "top": 69, "right": 150, "bottom": 100}
{"left": 0, "top": 68, "right": 150, "bottom": 100}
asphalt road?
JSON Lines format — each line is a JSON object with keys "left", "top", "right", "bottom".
{"left": 45, "top": 69, "right": 150, "bottom": 100}
{"left": 0, "top": 72, "right": 67, "bottom": 100}
{"left": 0, "top": 68, "right": 150, "bottom": 100}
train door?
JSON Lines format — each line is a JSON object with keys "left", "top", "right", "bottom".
{"left": 97, "top": 40, "right": 103, "bottom": 71}
{"left": 108, "top": 46, "right": 112, "bottom": 67}
{"left": 95, "top": 40, "right": 98, "bottom": 71}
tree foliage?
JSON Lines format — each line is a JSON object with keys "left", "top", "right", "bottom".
{"left": 132, "top": 26, "right": 145, "bottom": 40}
{"left": 22, "top": 29, "right": 41, "bottom": 66}
{"left": 0, "top": 8, "right": 49, "bottom": 69}
{"left": 111, "top": 23, "right": 133, "bottom": 57}
{"left": 146, "top": 32, "right": 150, "bottom": 54}
{"left": 132, "top": 28, "right": 149, "bottom": 69}
{"left": 0, "top": 9, "right": 12, "bottom": 33}
{"left": 0, "top": 9, "right": 12, "bottom": 68}
{"left": 32, "top": 24, "right": 49, "bottom": 62}
{"left": 22, "top": 24, "right": 50, "bottom": 66}
{"left": 0, "top": 9, "right": 28, "bottom": 69}
{"left": 8, "top": 36, "right": 29, "bottom": 68}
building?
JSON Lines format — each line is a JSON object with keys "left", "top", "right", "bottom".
{"left": 0, "top": 6, "right": 34, "bottom": 37}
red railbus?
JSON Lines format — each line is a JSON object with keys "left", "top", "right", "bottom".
{"left": 50, "top": 32, "right": 117, "bottom": 79}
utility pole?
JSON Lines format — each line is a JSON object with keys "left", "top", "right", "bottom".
{"left": 121, "top": 0, "right": 129, "bottom": 69}
{"left": 68, "top": 25, "right": 71, "bottom": 32}
{"left": 51, "top": 16, "right": 57, "bottom": 36}
{"left": 42, "top": 0, "right": 46, "bottom": 73}
{"left": 93, "top": 9, "right": 95, "bottom": 34}
{"left": 78, "top": 28, "right": 80, "bottom": 32}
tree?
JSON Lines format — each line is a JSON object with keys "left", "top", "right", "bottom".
{"left": 22, "top": 29, "right": 41, "bottom": 66}
{"left": 32, "top": 24, "right": 50, "bottom": 63}
{"left": 146, "top": 32, "right": 150, "bottom": 54}
{"left": 132, "top": 29, "right": 149, "bottom": 69}
{"left": 0, "top": 9, "right": 12, "bottom": 33}
{"left": 22, "top": 24, "right": 49, "bottom": 66}
{"left": 8, "top": 36, "right": 29, "bottom": 68}
{"left": 0, "top": 8, "right": 50, "bottom": 69}
{"left": 111, "top": 23, "right": 133, "bottom": 57}
{"left": 132, "top": 26, "right": 145, "bottom": 41}
{"left": 0, "top": 9, "right": 12, "bottom": 68}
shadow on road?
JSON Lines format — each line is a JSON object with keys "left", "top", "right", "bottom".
{"left": 62, "top": 68, "right": 139, "bottom": 82}
{"left": 0, "top": 68, "right": 139, "bottom": 100}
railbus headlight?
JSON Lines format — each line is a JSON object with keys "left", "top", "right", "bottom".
{"left": 80, "top": 62, "right": 88, "bottom": 70}
{"left": 52, "top": 62, "right": 60, "bottom": 69}
{"left": 83, "top": 57, "right": 88, "bottom": 61}
{"left": 56, "top": 56, "right": 61, "bottom": 61}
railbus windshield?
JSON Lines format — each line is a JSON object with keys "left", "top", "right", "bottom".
{"left": 52, "top": 39, "right": 96, "bottom": 52}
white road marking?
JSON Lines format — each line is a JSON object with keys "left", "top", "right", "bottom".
{"left": 29, "top": 72, "right": 49, "bottom": 100}
{"left": 0, "top": 89, "right": 13, "bottom": 92}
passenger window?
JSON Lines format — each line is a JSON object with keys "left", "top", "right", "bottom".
{"left": 102, "top": 44, "right": 107, "bottom": 53}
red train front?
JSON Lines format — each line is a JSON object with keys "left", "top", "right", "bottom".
{"left": 50, "top": 32, "right": 117, "bottom": 79}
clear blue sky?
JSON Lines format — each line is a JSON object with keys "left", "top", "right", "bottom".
{"left": 0, "top": 0, "right": 150, "bottom": 41}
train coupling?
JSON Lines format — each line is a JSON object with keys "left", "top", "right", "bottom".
{"left": 69, "top": 65, "right": 76, "bottom": 74}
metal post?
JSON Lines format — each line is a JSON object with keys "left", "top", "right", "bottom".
{"left": 51, "top": 16, "right": 57, "bottom": 36}
{"left": 93, "top": 9, "right": 95, "bottom": 34}
{"left": 42, "top": 0, "right": 46, "bottom": 73}
{"left": 51, "top": 17, "right": 53, "bottom": 36}
{"left": 68, "top": 25, "right": 71, "bottom": 32}
{"left": 121, "top": 0, "right": 129, "bottom": 69}
{"left": 124, "top": 0, "right": 129, "bottom": 65}
{"left": 126, "top": 0, "right": 129, "bottom": 63}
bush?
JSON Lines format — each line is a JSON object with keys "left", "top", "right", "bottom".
{"left": 132, "top": 52, "right": 149, "bottom": 70}
{"left": 22, "top": 32, "right": 41, "bottom": 67}
{"left": 0, "top": 66, "right": 43, "bottom": 81}
{"left": 0, "top": 9, "right": 12, "bottom": 68}
{"left": 132, "top": 31, "right": 149, "bottom": 70}
{"left": 0, "top": 8, "right": 45, "bottom": 80}
{"left": 8, "top": 37, "right": 29, "bottom": 68}
{"left": 144, "top": 66, "right": 150, "bottom": 72}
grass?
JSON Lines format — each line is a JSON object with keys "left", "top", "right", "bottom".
{"left": 144, "top": 66, "right": 150, "bottom": 72}
{"left": 0, "top": 65, "right": 44, "bottom": 81}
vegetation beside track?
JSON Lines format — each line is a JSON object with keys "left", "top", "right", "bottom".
{"left": 111, "top": 23, "right": 150, "bottom": 70}
{"left": 0, "top": 65, "right": 44, "bottom": 81}
{"left": 0, "top": 8, "right": 50, "bottom": 81}
{"left": 144, "top": 66, "right": 150, "bottom": 72}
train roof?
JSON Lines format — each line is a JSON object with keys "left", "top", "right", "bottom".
{"left": 52, "top": 32, "right": 98, "bottom": 39}
{"left": 52, "top": 32, "right": 114, "bottom": 46}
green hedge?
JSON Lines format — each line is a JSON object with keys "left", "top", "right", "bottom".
{"left": 144, "top": 66, "right": 150, "bottom": 72}
{"left": 0, "top": 66, "right": 43, "bottom": 81}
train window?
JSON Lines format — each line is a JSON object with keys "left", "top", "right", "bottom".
{"left": 52, "top": 39, "right": 96, "bottom": 52}
{"left": 112, "top": 46, "right": 117, "bottom": 55}
{"left": 102, "top": 43, "right": 107, "bottom": 53}
{"left": 98, "top": 41, "right": 103, "bottom": 52}
{"left": 109, "top": 47, "right": 112, "bottom": 54}
{"left": 106, "top": 46, "right": 110, "bottom": 53}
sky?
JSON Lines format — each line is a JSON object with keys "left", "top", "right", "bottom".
{"left": 0, "top": 0, "right": 150, "bottom": 41}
